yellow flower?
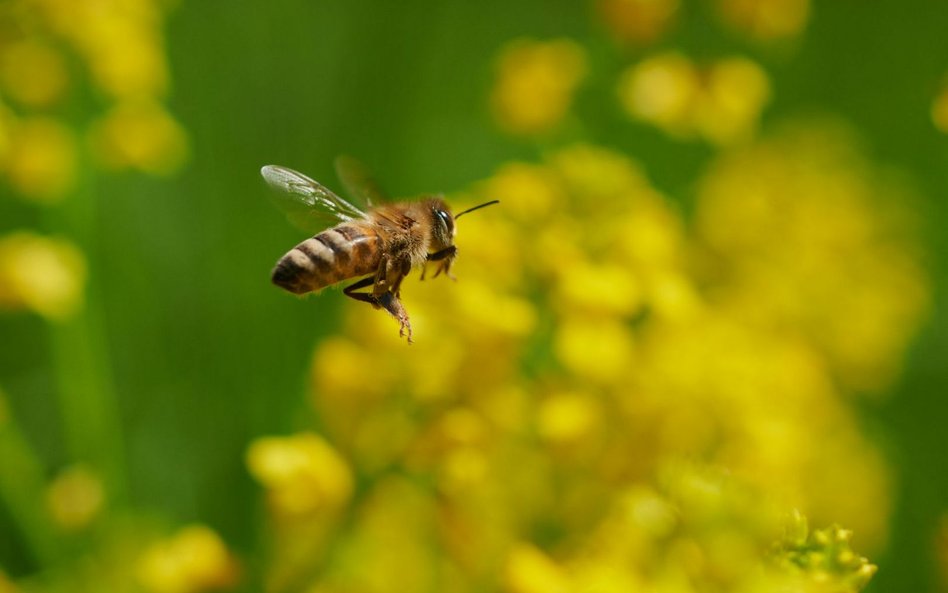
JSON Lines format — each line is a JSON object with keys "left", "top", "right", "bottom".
{"left": 89, "top": 100, "right": 189, "bottom": 175}
{"left": 491, "top": 39, "right": 587, "bottom": 135}
{"left": 504, "top": 543, "right": 570, "bottom": 593}
{"left": 137, "top": 525, "right": 239, "bottom": 593}
{"left": 715, "top": 0, "right": 811, "bottom": 42}
{"left": 553, "top": 316, "right": 635, "bottom": 384}
{"left": 453, "top": 282, "right": 537, "bottom": 338}
{"left": 537, "top": 391, "right": 600, "bottom": 445}
{"left": 595, "top": 0, "right": 680, "bottom": 47}
{"left": 618, "top": 51, "right": 698, "bottom": 136}
{"left": 246, "top": 432, "right": 353, "bottom": 516}
{"left": 618, "top": 52, "right": 770, "bottom": 145}
{"left": 0, "top": 39, "right": 69, "bottom": 108}
{"left": 554, "top": 260, "right": 644, "bottom": 317}
{"left": 550, "top": 142, "right": 651, "bottom": 204}
{"left": 45, "top": 465, "right": 105, "bottom": 531}
{"left": 0, "top": 232, "right": 86, "bottom": 320}
{"left": 482, "top": 162, "right": 565, "bottom": 223}
{"left": 698, "top": 56, "right": 771, "bottom": 145}
{"left": 34, "top": 0, "right": 169, "bottom": 99}
{"left": 6, "top": 117, "right": 77, "bottom": 201}
{"left": 85, "top": 25, "right": 169, "bottom": 99}
{"left": 931, "top": 78, "right": 948, "bottom": 133}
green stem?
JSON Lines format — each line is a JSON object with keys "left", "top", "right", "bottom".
{"left": 46, "top": 167, "right": 127, "bottom": 505}
{"left": 0, "top": 406, "right": 60, "bottom": 563}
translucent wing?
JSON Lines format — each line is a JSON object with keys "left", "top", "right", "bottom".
{"left": 334, "top": 155, "right": 390, "bottom": 208}
{"left": 261, "top": 165, "right": 367, "bottom": 232}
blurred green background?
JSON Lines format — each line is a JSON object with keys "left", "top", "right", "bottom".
{"left": 1, "top": 1, "right": 946, "bottom": 592}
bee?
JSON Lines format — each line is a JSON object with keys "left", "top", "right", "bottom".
{"left": 262, "top": 157, "right": 498, "bottom": 343}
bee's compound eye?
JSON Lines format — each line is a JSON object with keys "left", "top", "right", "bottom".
{"left": 436, "top": 209, "right": 454, "bottom": 233}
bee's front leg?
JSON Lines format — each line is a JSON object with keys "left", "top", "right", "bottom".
{"left": 422, "top": 246, "right": 457, "bottom": 281}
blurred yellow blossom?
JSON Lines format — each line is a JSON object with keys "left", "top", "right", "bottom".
{"left": 715, "top": 0, "right": 811, "bottom": 42}
{"left": 618, "top": 52, "right": 771, "bottom": 145}
{"left": 932, "top": 78, "right": 948, "bottom": 134}
{"left": 0, "top": 232, "right": 86, "bottom": 320}
{"left": 137, "top": 525, "right": 239, "bottom": 593}
{"left": 537, "top": 391, "right": 600, "bottom": 445}
{"left": 554, "top": 261, "right": 643, "bottom": 316}
{"left": 0, "top": 571, "right": 18, "bottom": 593}
{"left": 491, "top": 38, "right": 587, "bottom": 136}
{"left": 246, "top": 432, "right": 353, "bottom": 517}
{"left": 5, "top": 117, "right": 78, "bottom": 201}
{"left": 29, "top": 0, "right": 169, "bottom": 100}
{"left": 618, "top": 51, "right": 696, "bottom": 134}
{"left": 504, "top": 544, "right": 570, "bottom": 593}
{"left": 554, "top": 316, "right": 635, "bottom": 384}
{"left": 0, "top": 39, "right": 69, "bottom": 108}
{"left": 596, "top": 0, "right": 679, "bottom": 47}
{"left": 482, "top": 162, "right": 565, "bottom": 222}
{"left": 694, "top": 124, "right": 930, "bottom": 392}
{"left": 45, "top": 464, "right": 105, "bottom": 531}
{"left": 89, "top": 100, "right": 190, "bottom": 175}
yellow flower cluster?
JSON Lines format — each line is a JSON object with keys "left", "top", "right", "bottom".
{"left": 618, "top": 52, "right": 771, "bottom": 145}
{"left": 490, "top": 39, "right": 587, "bottom": 136}
{"left": 694, "top": 124, "right": 930, "bottom": 392}
{"left": 137, "top": 525, "right": 239, "bottom": 593}
{"left": 0, "top": 0, "right": 188, "bottom": 202}
{"left": 247, "top": 128, "right": 925, "bottom": 591}
{"left": 774, "top": 513, "right": 878, "bottom": 592}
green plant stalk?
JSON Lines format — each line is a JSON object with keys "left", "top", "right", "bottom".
{"left": 0, "top": 417, "right": 60, "bottom": 563}
{"left": 46, "top": 166, "right": 128, "bottom": 506}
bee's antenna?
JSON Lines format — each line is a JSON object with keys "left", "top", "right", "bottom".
{"left": 455, "top": 200, "right": 500, "bottom": 219}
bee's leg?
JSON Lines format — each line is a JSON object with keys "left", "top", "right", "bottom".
{"left": 343, "top": 276, "right": 382, "bottom": 308}
{"left": 363, "top": 257, "right": 413, "bottom": 343}
{"left": 373, "top": 256, "right": 411, "bottom": 298}
{"left": 425, "top": 246, "right": 457, "bottom": 280}
{"left": 377, "top": 291, "right": 412, "bottom": 343}
{"left": 371, "top": 256, "right": 390, "bottom": 294}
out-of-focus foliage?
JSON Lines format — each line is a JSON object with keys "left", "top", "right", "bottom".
{"left": 0, "top": 0, "right": 944, "bottom": 593}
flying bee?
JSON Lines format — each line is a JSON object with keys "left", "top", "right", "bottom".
{"left": 262, "top": 157, "right": 499, "bottom": 343}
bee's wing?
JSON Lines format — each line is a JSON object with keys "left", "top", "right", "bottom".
{"left": 334, "top": 155, "right": 391, "bottom": 208}
{"left": 261, "top": 165, "right": 367, "bottom": 232}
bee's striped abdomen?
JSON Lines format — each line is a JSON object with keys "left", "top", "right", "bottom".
{"left": 271, "top": 224, "right": 380, "bottom": 294}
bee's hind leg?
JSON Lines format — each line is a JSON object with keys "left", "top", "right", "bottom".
{"left": 342, "top": 275, "right": 413, "bottom": 344}
{"left": 343, "top": 276, "right": 382, "bottom": 308}
{"left": 376, "top": 291, "right": 412, "bottom": 343}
